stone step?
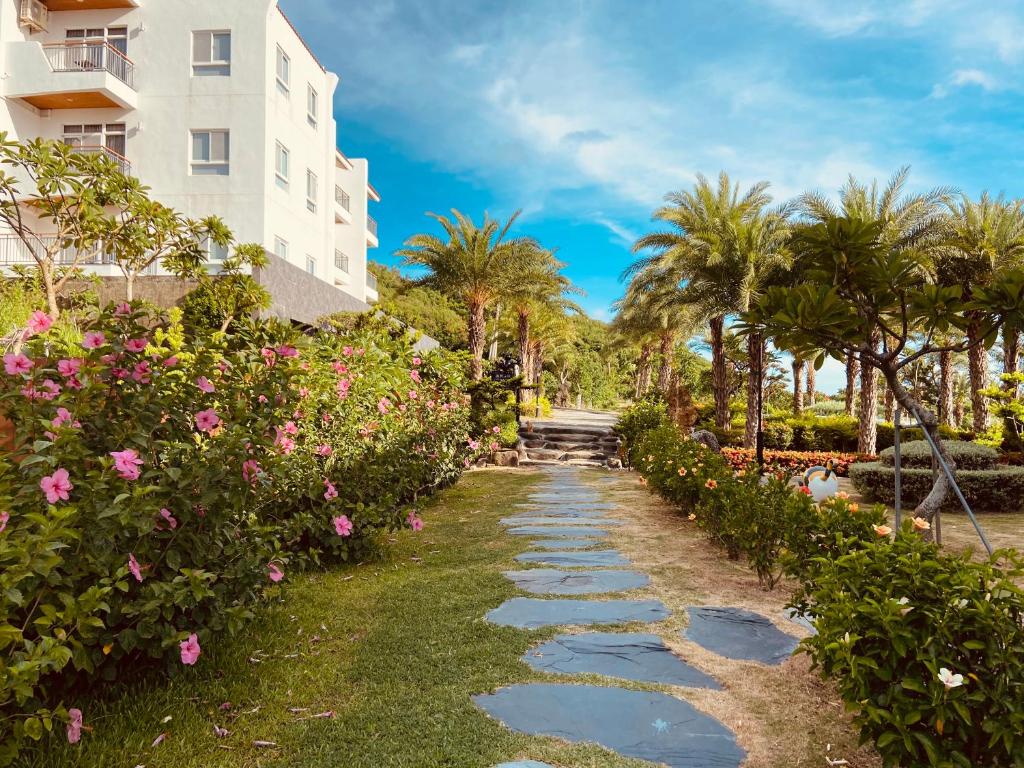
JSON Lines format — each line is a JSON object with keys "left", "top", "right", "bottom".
{"left": 522, "top": 425, "right": 614, "bottom": 439}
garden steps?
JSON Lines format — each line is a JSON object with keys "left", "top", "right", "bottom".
{"left": 517, "top": 416, "right": 621, "bottom": 467}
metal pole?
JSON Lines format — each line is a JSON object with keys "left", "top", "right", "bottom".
{"left": 908, "top": 409, "right": 993, "bottom": 556}
{"left": 893, "top": 407, "right": 902, "bottom": 529}
{"left": 755, "top": 335, "right": 765, "bottom": 469}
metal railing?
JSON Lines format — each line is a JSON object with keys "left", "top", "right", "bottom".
{"left": 0, "top": 235, "right": 111, "bottom": 266}
{"left": 334, "top": 250, "right": 349, "bottom": 272}
{"left": 366, "top": 214, "right": 378, "bottom": 237}
{"left": 334, "top": 186, "right": 350, "bottom": 212}
{"left": 68, "top": 144, "right": 131, "bottom": 176}
{"left": 43, "top": 41, "right": 135, "bottom": 88}
{"left": 366, "top": 272, "right": 378, "bottom": 291}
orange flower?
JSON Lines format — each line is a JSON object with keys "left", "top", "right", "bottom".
{"left": 705, "top": 479, "right": 718, "bottom": 489}
{"left": 849, "top": 503, "right": 859, "bottom": 513}
{"left": 677, "top": 467, "right": 687, "bottom": 476}
{"left": 687, "top": 513, "right": 697, "bottom": 521}
{"left": 873, "top": 524, "right": 893, "bottom": 537}
{"left": 912, "top": 516, "right": 931, "bottom": 531}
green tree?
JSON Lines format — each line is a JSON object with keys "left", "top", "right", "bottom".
{"left": 398, "top": 209, "right": 532, "bottom": 379}
{"left": 180, "top": 243, "right": 271, "bottom": 332}
{"left": 368, "top": 262, "right": 467, "bottom": 350}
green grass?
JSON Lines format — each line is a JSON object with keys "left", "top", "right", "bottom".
{"left": 30, "top": 470, "right": 650, "bottom": 768}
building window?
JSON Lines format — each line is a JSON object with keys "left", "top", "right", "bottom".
{"left": 274, "top": 237, "right": 288, "bottom": 260}
{"left": 67, "top": 26, "right": 128, "bottom": 56}
{"left": 190, "top": 130, "right": 229, "bottom": 175}
{"left": 307, "top": 85, "right": 318, "bottom": 128}
{"left": 192, "top": 30, "right": 231, "bottom": 76}
{"left": 205, "top": 238, "right": 229, "bottom": 263}
{"left": 276, "top": 46, "right": 290, "bottom": 95}
{"left": 306, "top": 169, "right": 318, "bottom": 213}
{"left": 306, "top": 256, "right": 316, "bottom": 275}
{"left": 275, "top": 142, "right": 289, "bottom": 190}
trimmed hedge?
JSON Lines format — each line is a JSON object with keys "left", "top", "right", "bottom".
{"left": 877, "top": 440, "right": 999, "bottom": 470}
{"left": 850, "top": 463, "right": 1024, "bottom": 512}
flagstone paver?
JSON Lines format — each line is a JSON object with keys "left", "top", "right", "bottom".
{"left": 503, "top": 568, "right": 650, "bottom": 595}
{"left": 500, "top": 516, "right": 622, "bottom": 526}
{"left": 486, "top": 597, "right": 669, "bottom": 629}
{"left": 494, "top": 762, "right": 554, "bottom": 768}
{"left": 528, "top": 538, "right": 601, "bottom": 550}
{"left": 506, "top": 525, "right": 610, "bottom": 538}
{"left": 524, "top": 632, "right": 722, "bottom": 689}
{"left": 515, "top": 550, "right": 630, "bottom": 567}
{"left": 474, "top": 683, "right": 745, "bottom": 768}
{"left": 684, "top": 607, "right": 800, "bottom": 665}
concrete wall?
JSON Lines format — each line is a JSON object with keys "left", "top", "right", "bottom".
{"left": 254, "top": 250, "right": 368, "bottom": 326}
{"left": 66, "top": 275, "right": 198, "bottom": 308}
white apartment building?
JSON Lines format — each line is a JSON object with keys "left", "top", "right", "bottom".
{"left": 0, "top": 0, "right": 380, "bottom": 321}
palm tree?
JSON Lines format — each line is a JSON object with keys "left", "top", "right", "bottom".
{"left": 609, "top": 305, "right": 662, "bottom": 399}
{"left": 792, "top": 357, "right": 805, "bottom": 415}
{"left": 629, "top": 172, "right": 785, "bottom": 440}
{"left": 843, "top": 352, "right": 860, "bottom": 417}
{"left": 938, "top": 193, "right": 1024, "bottom": 430}
{"left": 398, "top": 209, "right": 533, "bottom": 380}
{"left": 799, "top": 167, "right": 949, "bottom": 453}
{"left": 805, "top": 363, "right": 816, "bottom": 407}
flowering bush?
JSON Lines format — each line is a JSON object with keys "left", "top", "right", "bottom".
{"left": 0, "top": 305, "right": 478, "bottom": 762}
{"left": 720, "top": 447, "right": 870, "bottom": 477}
{"left": 792, "top": 526, "right": 1024, "bottom": 766}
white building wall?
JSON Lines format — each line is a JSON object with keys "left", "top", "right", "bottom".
{"left": 0, "top": 0, "right": 377, "bottom": 307}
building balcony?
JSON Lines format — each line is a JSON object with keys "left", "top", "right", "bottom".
{"left": 333, "top": 185, "right": 353, "bottom": 225}
{"left": 69, "top": 144, "right": 132, "bottom": 175}
{"left": 333, "top": 249, "right": 351, "bottom": 285}
{"left": 366, "top": 271, "right": 378, "bottom": 302}
{"left": 2, "top": 40, "right": 138, "bottom": 110}
{"left": 366, "top": 214, "right": 379, "bottom": 248}
{"left": 0, "top": 234, "right": 110, "bottom": 268}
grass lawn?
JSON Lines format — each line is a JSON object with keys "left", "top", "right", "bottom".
{"left": 32, "top": 469, "right": 654, "bottom": 768}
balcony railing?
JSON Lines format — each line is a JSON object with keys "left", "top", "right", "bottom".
{"left": 367, "top": 214, "right": 378, "bottom": 237}
{"left": 0, "top": 235, "right": 111, "bottom": 266}
{"left": 334, "top": 250, "right": 349, "bottom": 273}
{"left": 68, "top": 144, "right": 131, "bottom": 176}
{"left": 366, "top": 273, "right": 378, "bottom": 291}
{"left": 334, "top": 186, "right": 350, "bottom": 212}
{"left": 43, "top": 41, "right": 135, "bottom": 88}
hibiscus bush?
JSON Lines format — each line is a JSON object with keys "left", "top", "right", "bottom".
{"left": 792, "top": 526, "right": 1024, "bottom": 767}
{"left": 0, "top": 305, "right": 478, "bottom": 763}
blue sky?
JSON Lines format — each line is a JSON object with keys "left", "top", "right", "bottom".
{"left": 281, "top": 0, "right": 1024, "bottom": 393}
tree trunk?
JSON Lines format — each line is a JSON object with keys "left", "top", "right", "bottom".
{"left": 634, "top": 344, "right": 653, "bottom": 399}
{"left": 939, "top": 350, "right": 955, "bottom": 427}
{"left": 709, "top": 315, "right": 731, "bottom": 431}
{"left": 125, "top": 272, "right": 135, "bottom": 302}
{"left": 857, "top": 333, "right": 879, "bottom": 454}
{"left": 883, "top": 383, "right": 896, "bottom": 422}
{"left": 467, "top": 300, "right": 486, "bottom": 381}
{"left": 805, "top": 363, "right": 816, "bottom": 407}
{"left": 41, "top": 264, "right": 60, "bottom": 319}
{"left": 791, "top": 358, "right": 804, "bottom": 416}
{"left": 517, "top": 309, "right": 531, "bottom": 401}
{"left": 657, "top": 330, "right": 675, "bottom": 393}
{"left": 1004, "top": 326, "right": 1021, "bottom": 397}
{"left": 967, "top": 318, "right": 988, "bottom": 433}
{"left": 844, "top": 352, "right": 859, "bottom": 417}
{"left": 744, "top": 332, "right": 762, "bottom": 449}
{"left": 883, "top": 366, "right": 953, "bottom": 536}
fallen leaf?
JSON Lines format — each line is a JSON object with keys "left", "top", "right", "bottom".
{"left": 213, "top": 725, "right": 229, "bottom": 738}
{"left": 151, "top": 733, "right": 166, "bottom": 748}
{"left": 253, "top": 740, "right": 278, "bottom": 748}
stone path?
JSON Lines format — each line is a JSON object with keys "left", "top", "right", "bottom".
{"left": 477, "top": 465, "right": 803, "bottom": 768}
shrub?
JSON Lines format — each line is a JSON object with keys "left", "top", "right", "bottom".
{"left": 720, "top": 447, "right": 870, "bottom": 478}
{"left": 849, "top": 463, "right": 1024, "bottom": 512}
{"left": 0, "top": 304, "right": 478, "bottom": 761}
{"left": 792, "top": 527, "right": 1024, "bottom": 767}
{"left": 617, "top": 399, "right": 668, "bottom": 465}
{"left": 876, "top": 440, "right": 999, "bottom": 470}
{"left": 761, "top": 420, "right": 794, "bottom": 449}
{"left": 876, "top": 422, "right": 972, "bottom": 451}
{"left": 789, "top": 414, "right": 859, "bottom": 452}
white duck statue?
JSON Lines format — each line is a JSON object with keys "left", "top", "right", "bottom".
{"left": 802, "top": 459, "right": 839, "bottom": 502}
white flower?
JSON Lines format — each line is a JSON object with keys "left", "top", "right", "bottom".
{"left": 938, "top": 667, "right": 964, "bottom": 690}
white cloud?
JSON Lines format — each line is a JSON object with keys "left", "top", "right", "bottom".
{"left": 951, "top": 68, "right": 998, "bottom": 90}
{"left": 594, "top": 216, "right": 639, "bottom": 247}
{"left": 451, "top": 43, "right": 487, "bottom": 63}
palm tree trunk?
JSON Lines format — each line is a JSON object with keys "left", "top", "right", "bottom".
{"left": 939, "top": 350, "right": 955, "bottom": 427}
{"left": 805, "top": 363, "right": 816, "bottom": 407}
{"left": 792, "top": 358, "right": 804, "bottom": 416}
{"left": 1004, "top": 326, "right": 1020, "bottom": 397}
{"left": 844, "top": 352, "right": 859, "bottom": 417}
{"left": 517, "top": 309, "right": 531, "bottom": 400}
{"left": 467, "top": 300, "right": 486, "bottom": 381}
{"left": 709, "top": 315, "right": 731, "bottom": 431}
{"left": 883, "top": 384, "right": 896, "bottom": 422}
{"left": 857, "top": 332, "right": 879, "bottom": 454}
{"left": 487, "top": 303, "right": 501, "bottom": 360}
{"left": 657, "top": 330, "right": 675, "bottom": 393}
{"left": 634, "top": 344, "right": 653, "bottom": 399}
{"left": 967, "top": 317, "right": 988, "bottom": 433}
{"left": 744, "top": 332, "right": 762, "bottom": 449}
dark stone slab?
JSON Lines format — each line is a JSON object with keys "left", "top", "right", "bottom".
{"left": 684, "top": 607, "right": 799, "bottom": 665}
{"left": 474, "top": 683, "right": 745, "bottom": 768}
{"left": 507, "top": 526, "right": 610, "bottom": 538}
{"left": 501, "top": 516, "right": 622, "bottom": 526}
{"left": 530, "top": 538, "right": 601, "bottom": 550}
{"left": 513, "top": 505, "right": 615, "bottom": 517}
{"left": 486, "top": 597, "right": 669, "bottom": 628}
{"left": 504, "top": 568, "right": 649, "bottom": 595}
{"left": 494, "top": 762, "right": 553, "bottom": 768}
{"left": 523, "top": 632, "right": 722, "bottom": 689}
{"left": 516, "top": 550, "right": 630, "bottom": 567}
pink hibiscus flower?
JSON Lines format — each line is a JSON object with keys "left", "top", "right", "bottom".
{"left": 267, "top": 563, "right": 284, "bottom": 583}
{"left": 110, "top": 449, "right": 143, "bottom": 481}
{"left": 342, "top": 346, "right": 354, "bottom": 357}
{"left": 159, "top": 508, "right": 178, "bottom": 530}
{"left": 332, "top": 361, "right": 348, "bottom": 374}
{"left": 468, "top": 439, "right": 480, "bottom": 450}
{"left": 128, "top": 553, "right": 143, "bottom": 582}
{"left": 282, "top": 421, "right": 298, "bottom": 435}
{"left": 275, "top": 344, "right": 299, "bottom": 358}
{"left": 179, "top": 633, "right": 201, "bottom": 665}
{"left": 0, "top": 511, "right": 9, "bottom": 534}
{"left": 378, "top": 397, "right": 391, "bottom": 414}
{"left": 27, "top": 310, "right": 53, "bottom": 336}
{"left": 124, "top": 338, "right": 148, "bottom": 353}
{"left": 82, "top": 331, "right": 106, "bottom": 349}
{"left": 66, "top": 708, "right": 83, "bottom": 744}
{"left": 410, "top": 369, "right": 421, "bottom": 383}
{"left": 195, "top": 409, "right": 220, "bottom": 433}
{"left": 132, "top": 361, "right": 151, "bottom": 384}
{"left": 52, "top": 407, "right": 79, "bottom": 429}
{"left": 163, "top": 356, "right": 178, "bottom": 367}
{"left": 57, "top": 358, "right": 83, "bottom": 377}
{"left": 41, "top": 468, "right": 73, "bottom": 504}
{"left": 3, "top": 353, "right": 33, "bottom": 376}
{"left": 195, "top": 376, "right": 215, "bottom": 393}
{"left": 333, "top": 515, "right": 353, "bottom": 537}
{"left": 323, "top": 479, "right": 338, "bottom": 501}
{"left": 407, "top": 510, "right": 424, "bottom": 532}
{"left": 412, "top": 356, "right": 422, "bottom": 366}
{"left": 242, "top": 459, "right": 262, "bottom": 485}
{"left": 316, "top": 444, "right": 333, "bottom": 456}
{"left": 114, "top": 302, "right": 132, "bottom": 317}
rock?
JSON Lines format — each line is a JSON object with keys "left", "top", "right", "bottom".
{"left": 606, "top": 457, "right": 623, "bottom": 469}
{"left": 690, "top": 429, "right": 721, "bottom": 452}
{"left": 492, "top": 450, "right": 520, "bottom": 467}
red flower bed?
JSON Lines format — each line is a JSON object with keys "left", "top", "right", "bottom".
{"left": 720, "top": 447, "right": 874, "bottom": 477}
